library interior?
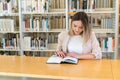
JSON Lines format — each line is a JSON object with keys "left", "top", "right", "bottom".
{"left": 0, "top": 0, "right": 120, "bottom": 80}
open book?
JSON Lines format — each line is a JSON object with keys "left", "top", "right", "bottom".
{"left": 46, "top": 55, "right": 78, "bottom": 64}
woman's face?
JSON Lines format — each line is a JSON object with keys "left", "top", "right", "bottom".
{"left": 72, "top": 21, "right": 84, "bottom": 35}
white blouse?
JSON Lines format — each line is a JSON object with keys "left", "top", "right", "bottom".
{"left": 68, "top": 35, "right": 83, "bottom": 54}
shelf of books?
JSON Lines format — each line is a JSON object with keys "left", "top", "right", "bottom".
{"left": 0, "top": 0, "right": 20, "bottom": 55}
{"left": 19, "top": 0, "right": 67, "bottom": 56}
{"left": 68, "top": 0, "right": 118, "bottom": 57}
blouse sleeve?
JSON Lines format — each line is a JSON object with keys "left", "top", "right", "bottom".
{"left": 56, "top": 32, "right": 63, "bottom": 51}
{"left": 91, "top": 32, "right": 102, "bottom": 59}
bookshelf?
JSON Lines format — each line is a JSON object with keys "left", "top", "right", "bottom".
{"left": 18, "top": 0, "right": 68, "bottom": 56}
{"left": 0, "top": 0, "right": 119, "bottom": 58}
{"left": 0, "top": 0, "right": 20, "bottom": 55}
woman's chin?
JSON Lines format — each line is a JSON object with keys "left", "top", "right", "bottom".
{"left": 75, "top": 34, "right": 80, "bottom": 35}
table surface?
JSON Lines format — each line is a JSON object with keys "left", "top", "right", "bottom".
{"left": 0, "top": 55, "right": 119, "bottom": 80}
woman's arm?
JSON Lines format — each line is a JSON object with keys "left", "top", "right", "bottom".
{"left": 56, "top": 32, "right": 66, "bottom": 58}
{"left": 78, "top": 53, "right": 96, "bottom": 59}
{"left": 90, "top": 32, "right": 102, "bottom": 59}
{"left": 66, "top": 52, "right": 96, "bottom": 59}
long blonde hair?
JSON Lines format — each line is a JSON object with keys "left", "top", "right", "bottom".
{"left": 68, "top": 12, "right": 91, "bottom": 44}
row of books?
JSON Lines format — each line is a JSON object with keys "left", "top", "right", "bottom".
{"left": 48, "top": 33, "right": 58, "bottom": 43}
{"left": 21, "top": 0, "right": 113, "bottom": 13}
{"left": 0, "top": 51, "right": 19, "bottom": 55}
{"left": 0, "top": 32, "right": 115, "bottom": 52}
{"left": 90, "top": 16, "right": 113, "bottom": 29}
{"left": 23, "top": 16, "right": 66, "bottom": 31}
{"left": 0, "top": 34, "right": 20, "bottom": 49}
{"left": 50, "top": 0, "right": 65, "bottom": 9}
{"left": 0, "top": 50, "right": 53, "bottom": 56}
{"left": 0, "top": 0, "right": 18, "bottom": 14}
{"left": 23, "top": 36, "right": 47, "bottom": 50}
{"left": 69, "top": 0, "right": 113, "bottom": 11}
{"left": 0, "top": 19, "right": 14, "bottom": 32}
{"left": 94, "top": 0, "right": 113, "bottom": 9}
{"left": 21, "top": 0, "right": 66, "bottom": 13}
{"left": 0, "top": 0, "right": 114, "bottom": 15}
{"left": 24, "top": 51, "right": 53, "bottom": 56}
{"left": 0, "top": 16, "right": 113, "bottom": 33}
{"left": 23, "top": 15, "right": 113, "bottom": 32}
{"left": 69, "top": 14, "right": 113, "bottom": 30}
{"left": 21, "top": 0, "right": 49, "bottom": 13}
{"left": 23, "top": 33, "right": 58, "bottom": 50}
{"left": 98, "top": 37, "right": 115, "bottom": 52}
{"left": 90, "top": 14, "right": 113, "bottom": 29}
{"left": 23, "top": 35, "right": 115, "bottom": 52}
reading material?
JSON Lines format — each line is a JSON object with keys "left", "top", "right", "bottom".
{"left": 46, "top": 55, "right": 78, "bottom": 64}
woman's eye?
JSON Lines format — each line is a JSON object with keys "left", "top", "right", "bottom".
{"left": 74, "top": 25, "right": 77, "bottom": 27}
{"left": 79, "top": 27, "right": 83, "bottom": 29}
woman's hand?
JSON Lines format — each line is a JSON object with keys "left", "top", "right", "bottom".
{"left": 66, "top": 53, "right": 79, "bottom": 59}
{"left": 56, "top": 51, "right": 66, "bottom": 58}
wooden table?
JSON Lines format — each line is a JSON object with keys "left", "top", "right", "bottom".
{"left": 111, "top": 60, "right": 120, "bottom": 80}
{"left": 0, "top": 55, "right": 119, "bottom": 80}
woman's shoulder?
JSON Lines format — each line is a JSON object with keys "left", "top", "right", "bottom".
{"left": 90, "top": 31, "right": 96, "bottom": 37}
{"left": 91, "top": 31, "right": 95, "bottom": 35}
{"left": 58, "top": 31, "right": 69, "bottom": 36}
{"left": 89, "top": 31, "right": 97, "bottom": 40}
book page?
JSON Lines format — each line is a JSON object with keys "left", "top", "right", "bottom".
{"left": 62, "top": 56, "right": 78, "bottom": 64}
{"left": 46, "top": 55, "right": 63, "bottom": 64}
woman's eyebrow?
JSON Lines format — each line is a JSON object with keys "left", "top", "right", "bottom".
{"left": 73, "top": 24, "right": 76, "bottom": 26}
{"left": 73, "top": 24, "right": 83, "bottom": 28}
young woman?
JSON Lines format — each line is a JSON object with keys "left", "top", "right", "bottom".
{"left": 56, "top": 12, "right": 102, "bottom": 59}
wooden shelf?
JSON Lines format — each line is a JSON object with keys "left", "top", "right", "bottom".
{"left": 102, "top": 51, "right": 115, "bottom": 53}
{"left": 23, "top": 49, "right": 55, "bottom": 52}
{"left": 0, "top": 31, "right": 20, "bottom": 34}
{"left": 0, "top": 13, "right": 19, "bottom": 16}
{"left": 0, "top": 48, "right": 20, "bottom": 51}
{"left": 87, "top": 11, "right": 115, "bottom": 14}
{"left": 22, "top": 12, "right": 66, "bottom": 15}
{"left": 22, "top": 9, "right": 66, "bottom": 15}
{"left": 92, "top": 29, "right": 114, "bottom": 33}
{"left": 23, "top": 29, "right": 66, "bottom": 33}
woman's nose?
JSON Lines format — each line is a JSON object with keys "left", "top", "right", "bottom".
{"left": 75, "top": 27, "right": 79, "bottom": 31}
